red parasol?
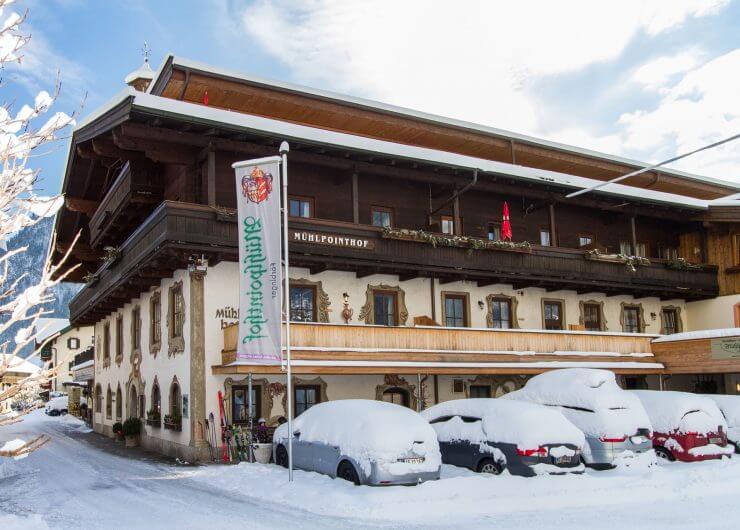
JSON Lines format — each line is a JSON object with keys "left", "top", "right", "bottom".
{"left": 502, "top": 201, "right": 512, "bottom": 241}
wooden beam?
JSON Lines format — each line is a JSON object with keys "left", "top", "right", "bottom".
{"left": 352, "top": 170, "right": 359, "bottom": 224}
{"left": 399, "top": 272, "right": 420, "bottom": 282}
{"left": 111, "top": 128, "right": 196, "bottom": 165}
{"left": 207, "top": 148, "right": 216, "bottom": 207}
{"left": 64, "top": 197, "right": 98, "bottom": 216}
{"left": 548, "top": 203, "right": 557, "bottom": 247}
{"left": 355, "top": 269, "right": 376, "bottom": 278}
{"left": 630, "top": 216, "right": 638, "bottom": 256}
{"left": 309, "top": 264, "right": 327, "bottom": 275}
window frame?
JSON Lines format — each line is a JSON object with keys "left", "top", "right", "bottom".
{"left": 487, "top": 221, "right": 502, "bottom": 241}
{"left": 582, "top": 302, "right": 602, "bottom": 332}
{"left": 103, "top": 322, "right": 111, "bottom": 365}
{"left": 370, "top": 206, "right": 394, "bottom": 228}
{"left": 381, "top": 387, "right": 410, "bottom": 407}
{"left": 289, "top": 284, "right": 317, "bottom": 323}
{"left": 294, "top": 384, "right": 321, "bottom": 416}
{"left": 578, "top": 234, "right": 594, "bottom": 248}
{"left": 539, "top": 227, "right": 552, "bottom": 247}
{"left": 542, "top": 299, "right": 565, "bottom": 331}
{"left": 231, "top": 384, "right": 262, "bottom": 424}
{"left": 115, "top": 315, "right": 123, "bottom": 363}
{"left": 489, "top": 297, "right": 513, "bottom": 329}
{"left": 131, "top": 306, "right": 141, "bottom": 351}
{"left": 622, "top": 305, "right": 643, "bottom": 333}
{"left": 150, "top": 290, "right": 162, "bottom": 350}
{"left": 442, "top": 292, "right": 470, "bottom": 328}
{"left": 469, "top": 385, "right": 492, "bottom": 398}
{"left": 373, "top": 290, "right": 399, "bottom": 326}
{"left": 170, "top": 283, "right": 184, "bottom": 340}
{"left": 169, "top": 382, "right": 182, "bottom": 418}
{"left": 440, "top": 215, "right": 455, "bottom": 235}
{"left": 288, "top": 195, "right": 315, "bottom": 219}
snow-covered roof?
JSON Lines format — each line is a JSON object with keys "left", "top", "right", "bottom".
{"left": 35, "top": 318, "right": 69, "bottom": 343}
{"left": 75, "top": 88, "right": 713, "bottom": 210}
{"left": 1, "top": 353, "right": 41, "bottom": 374}
{"left": 652, "top": 328, "right": 740, "bottom": 343}
{"left": 71, "top": 359, "right": 94, "bottom": 371}
{"left": 124, "top": 59, "right": 154, "bottom": 84}
{"left": 152, "top": 55, "right": 740, "bottom": 193}
{"left": 632, "top": 390, "right": 726, "bottom": 435}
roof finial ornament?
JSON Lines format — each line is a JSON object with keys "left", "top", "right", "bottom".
{"left": 125, "top": 42, "right": 155, "bottom": 91}
{"left": 142, "top": 41, "right": 151, "bottom": 64}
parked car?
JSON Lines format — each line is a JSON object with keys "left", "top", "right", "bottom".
{"left": 704, "top": 394, "right": 740, "bottom": 453}
{"left": 44, "top": 396, "right": 68, "bottom": 416}
{"left": 421, "top": 398, "right": 585, "bottom": 476}
{"left": 503, "top": 368, "right": 653, "bottom": 469}
{"left": 632, "top": 390, "right": 733, "bottom": 462}
{"left": 273, "top": 399, "right": 441, "bottom": 486}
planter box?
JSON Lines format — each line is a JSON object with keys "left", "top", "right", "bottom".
{"left": 124, "top": 435, "right": 139, "bottom": 448}
{"left": 163, "top": 420, "right": 182, "bottom": 432}
{"left": 252, "top": 443, "right": 272, "bottom": 464}
{"left": 146, "top": 417, "right": 161, "bottom": 428}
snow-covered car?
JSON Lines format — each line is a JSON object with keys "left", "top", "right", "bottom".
{"left": 422, "top": 398, "right": 585, "bottom": 476}
{"left": 705, "top": 394, "right": 740, "bottom": 453}
{"left": 632, "top": 390, "right": 733, "bottom": 462}
{"left": 44, "top": 396, "right": 69, "bottom": 416}
{"left": 272, "top": 399, "right": 441, "bottom": 486}
{"left": 503, "top": 369, "right": 653, "bottom": 469}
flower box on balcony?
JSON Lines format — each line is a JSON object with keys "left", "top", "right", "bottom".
{"left": 381, "top": 228, "right": 532, "bottom": 254}
{"left": 163, "top": 415, "right": 182, "bottom": 432}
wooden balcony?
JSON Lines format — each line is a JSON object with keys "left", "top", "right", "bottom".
{"left": 89, "top": 161, "right": 163, "bottom": 247}
{"left": 216, "top": 322, "right": 662, "bottom": 375}
{"left": 69, "top": 202, "right": 719, "bottom": 325}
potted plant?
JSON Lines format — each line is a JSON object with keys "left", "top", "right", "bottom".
{"left": 112, "top": 421, "right": 124, "bottom": 442}
{"left": 163, "top": 414, "right": 182, "bottom": 432}
{"left": 122, "top": 418, "right": 141, "bottom": 447}
{"left": 146, "top": 409, "right": 161, "bottom": 428}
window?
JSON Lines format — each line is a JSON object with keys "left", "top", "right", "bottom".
{"left": 151, "top": 383, "right": 161, "bottom": 416}
{"left": 582, "top": 303, "right": 602, "bottom": 332}
{"left": 443, "top": 294, "right": 468, "bottom": 327}
{"left": 115, "top": 316, "right": 123, "bottom": 361}
{"left": 289, "top": 196, "right": 313, "bottom": 218}
{"left": 129, "top": 386, "right": 139, "bottom": 419}
{"left": 115, "top": 385, "right": 122, "bottom": 420}
{"left": 295, "top": 385, "right": 320, "bottom": 416}
{"left": 103, "top": 322, "right": 110, "bottom": 364}
{"left": 170, "top": 382, "right": 182, "bottom": 418}
{"left": 543, "top": 300, "right": 564, "bottom": 330}
{"left": 150, "top": 291, "right": 161, "bottom": 346}
{"left": 290, "top": 285, "right": 316, "bottom": 322}
{"left": 539, "top": 228, "right": 551, "bottom": 247}
{"left": 621, "top": 241, "right": 647, "bottom": 256}
{"left": 170, "top": 283, "right": 184, "bottom": 339}
{"left": 440, "top": 216, "right": 455, "bottom": 235}
{"left": 487, "top": 222, "right": 501, "bottom": 241}
{"left": 131, "top": 307, "right": 141, "bottom": 351}
{"left": 490, "top": 298, "right": 512, "bottom": 329}
{"left": 95, "top": 385, "right": 102, "bottom": 413}
{"left": 578, "top": 234, "right": 593, "bottom": 247}
{"left": 469, "top": 385, "right": 492, "bottom": 398}
{"left": 371, "top": 207, "right": 393, "bottom": 228}
{"left": 381, "top": 387, "right": 409, "bottom": 407}
{"left": 634, "top": 242, "right": 647, "bottom": 258}
{"left": 105, "top": 386, "right": 112, "bottom": 419}
{"left": 623, "top": 306, "right": 642, "bottom": 333}
{"left": 662, "top": 308, "right": 679, "bottom": 335}
{"left": 232, "top": 385, "right": 261, "bottom": 424}
{"left": 67, "top": 337, "right": 80, "bottom": 350}
{"left": 660, "top": 246, "right": 679, "bottom": 260}
{"left": 623, "top": 376, "right": 648, "bottom": 390}
{"left": 619, "top": 241, "right": 632, "bottom": 255}
{"left": 373, "top": 291, "right": 398, "bottom": 326}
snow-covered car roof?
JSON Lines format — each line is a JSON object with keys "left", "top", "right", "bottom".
{"left": 502, "top": 369, "right": 652, "bottom": 438}
{"left": 45, "top": 396, "right": 68, "bottom": 410}
{"left": 273, "top": 399, "right": 440, "bottom": 474}
{"left": 422, "top": 398, "right": 584, "bottom": 449}
{"left": 705, "top": 395, "right": 740, "bottom": 428}
{"left": 632, "top": 391, "right": 727, "bottom": 435}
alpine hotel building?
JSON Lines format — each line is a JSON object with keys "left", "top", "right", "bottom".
{"left": 53, "top": 56, "right": 740, "bottom": 460}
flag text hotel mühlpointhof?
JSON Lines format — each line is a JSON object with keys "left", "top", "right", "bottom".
{"left": 233, "top": 156, "right": 283, "bottom": 364}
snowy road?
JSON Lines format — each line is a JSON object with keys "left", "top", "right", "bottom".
{"left": 3, "top": 412, "right": 740, "bottom": 529}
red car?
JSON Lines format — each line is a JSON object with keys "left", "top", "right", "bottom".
{"left": 632, "top": 390, "right": 733, "bottom": 462}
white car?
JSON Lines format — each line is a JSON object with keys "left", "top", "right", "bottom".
{"left": 273, "top": 399, "right": 441, "bottom": 486}
{"left": 503, "top": 369, "right": 653, "bottom": 468}
{"left": 422, "top": 398, "right": 585, "bottom": 476}
{"left": 705, "top": 394, "right": 740, "bottom": 453}
{"left": 44, "top": 396, "right": 69, "bottom": 416}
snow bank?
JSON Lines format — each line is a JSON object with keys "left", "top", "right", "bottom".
{"left": 688, "top": 444, "right": 734, "bottom": 457}
{"left": 502, "top": 369, "right": 651, "bottom": 438}
{"left": 273, "top": 399, "right": 440, "bottom": 475}
{"left": 422, "top": 398, "right": 584, "bottom": 449}
{"left": 631, "top": 391, "right": 727, "bottom": 434}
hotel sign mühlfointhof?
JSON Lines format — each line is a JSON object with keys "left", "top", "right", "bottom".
{"left": 233, "top": 157, "right": 282, "bottom": 365}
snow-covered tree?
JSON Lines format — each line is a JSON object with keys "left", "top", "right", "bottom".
{"left": 0, "top": 0, "right": 78, "bottom": 456}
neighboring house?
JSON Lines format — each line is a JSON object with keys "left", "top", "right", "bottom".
{"left": 0, "top": 353, "right": 41, "bottom": 414}
{"left": 36, "top": 318, "right": 94, "bottom": 395}
{"left": 49, "top": 55, "right": 740, "bottom": 461}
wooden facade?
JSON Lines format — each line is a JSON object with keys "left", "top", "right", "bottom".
{"left": 652, "top": 334, "right": 740, "bottom": 374}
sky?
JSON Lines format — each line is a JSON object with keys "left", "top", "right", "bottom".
{"left": 10, "top": 0, "right": 740, "bottom": 195}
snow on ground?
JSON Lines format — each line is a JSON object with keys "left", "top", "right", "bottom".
{"left": 2, "top": 409, "right": 740, "bottom": 529}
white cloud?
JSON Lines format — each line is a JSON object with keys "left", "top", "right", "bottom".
{"left": 232, "top": 0, "right": 738, "bottom": 182}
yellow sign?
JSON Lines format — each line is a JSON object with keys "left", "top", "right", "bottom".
{"left": 710, "top": 337, "right": 740, "bottom": 360}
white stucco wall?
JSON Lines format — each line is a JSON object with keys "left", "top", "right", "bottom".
{"left": 685, "top": 294, "right": 740, "bottom": 331}
{"left": 51, "top": 326, "right": 94, "bottom": 392}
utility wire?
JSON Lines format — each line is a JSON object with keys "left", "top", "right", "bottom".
{"left": 565, "top": 132, "right": 740, "bottom": 199}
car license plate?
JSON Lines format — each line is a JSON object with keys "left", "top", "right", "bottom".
{"left": 709, "top": 437, "right": 722, "bottom": 444}
{"left": 399, "top": 457, "right": 424, "bottom": 464}
{"left": 555, "top": 456, "right": 571, "bottom": 464}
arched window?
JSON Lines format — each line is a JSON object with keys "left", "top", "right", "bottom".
{"left": 115, "top": 385, "right": 122, "bottom": 420}
{"left": 129, "top": 386, "right": 139, "bottom": 419}
{"left": 151, "top": 383, "right": 161, "bottom": 416}
{"left": 381, "top": 387, "right": 410, "bottom": 407}
{"left": 95, "top": 384, "right": 102, "bottom": 413}
{"left": 169, "top": 381, "right": 182, "bottom": 418}
{"left": 105, "top": 386, "right": 112, "bottom": 419}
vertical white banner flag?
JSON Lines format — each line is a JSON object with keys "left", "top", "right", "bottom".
{"left": 233, "top": 156, "right": 283, "bottom": 364}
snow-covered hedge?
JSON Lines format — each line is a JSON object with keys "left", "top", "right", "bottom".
{"left": 421, "top": 398, "right": 584, "bottom": 450}
{"left": 502, "top": 368, "right": 651, "bottom": 438}
{"left": 631, "top": 391, "right": 727, "bottom": 435}
{"left": 273, "top": 399, "right": 441, "bottom": 475}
